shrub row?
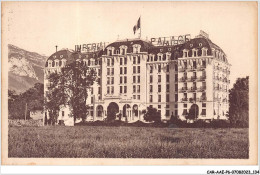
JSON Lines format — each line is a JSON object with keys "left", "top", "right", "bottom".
{"left": 75, "top": 119, "right": 242, "bottom": 128}
{"left": 9, "top": 119, "right": 43, "bottom": 127}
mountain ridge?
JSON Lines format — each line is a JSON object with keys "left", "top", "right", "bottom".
{"left": 8, "top": 44, "right": 47, "bottom": 94}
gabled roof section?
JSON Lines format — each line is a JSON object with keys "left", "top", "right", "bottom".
{"left": 105, "top": 39, "right": 153, "bottom": 53}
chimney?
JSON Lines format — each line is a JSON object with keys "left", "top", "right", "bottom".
{"left": 55, "top": 45, "right": 58, "bottom": 52}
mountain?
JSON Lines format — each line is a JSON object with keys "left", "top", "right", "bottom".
{"left": 8, "top": 44, "right": 47, "bottom": 94}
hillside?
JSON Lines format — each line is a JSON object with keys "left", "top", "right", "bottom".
{"left": 8, "top": 44, "right": 47, "bottom": 93}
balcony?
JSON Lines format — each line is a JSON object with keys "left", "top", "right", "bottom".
{"left": 178, "top": 68, "right": 186, "bottom": 72}
{"left": 178, "top": 77, "right": 187, "bottom": 82}
{"left": 188, "top": 87, "right": 197, "bottom": 92}
{"left": 197, "top": 86, "right": 206, "bottom": 92}
{"left": 179, "top": 87, "right": 188, "bottom": 92}
{"left": 187, "top": 67, "right": 197, "bottom": 72}
{"left": 181, "top": 98, "right": 188, "bottom": 102}
{"left": 197, "top": 65, "right": 206, "bottom": 71}
{"left": 187, "top": 76, "right": 197, "bottom": 82}
{"left": 198, "top": 76, "right": 206, "bottom": 81}
{"left": 200, "top": 97, "right": 207, "bottom": 102}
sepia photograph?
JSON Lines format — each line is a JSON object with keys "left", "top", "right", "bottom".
{"left": 1, "top": 1, "right": 258, "bottom": 166}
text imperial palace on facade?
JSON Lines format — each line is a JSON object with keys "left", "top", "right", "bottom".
{"left": 44, "top": 31, "right": 231, "bottom": 126}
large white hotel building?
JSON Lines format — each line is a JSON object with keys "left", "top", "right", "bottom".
{"left": 44, "top": 31, "right": 231, "bottom": 126}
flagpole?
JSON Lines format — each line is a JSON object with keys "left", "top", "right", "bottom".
{"left": 139, "top": 16, "right": 141, "bottom": 39}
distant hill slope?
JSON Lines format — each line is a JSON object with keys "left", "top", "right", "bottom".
{"left": 8, "top": 44, "right": 47, "bottom": 93}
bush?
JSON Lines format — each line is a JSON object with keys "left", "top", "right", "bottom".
{"left": 9, "top": 119, "right": 43, "bottom": 127}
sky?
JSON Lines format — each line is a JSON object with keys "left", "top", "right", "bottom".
{"left": 3, "top": 1, "right": 257, "bottom": 85}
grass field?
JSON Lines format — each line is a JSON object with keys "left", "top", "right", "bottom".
{"left": 8, "top": 126, "right": 249, "bottom": 158}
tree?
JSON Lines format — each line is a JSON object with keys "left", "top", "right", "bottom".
{"left": 228, "top": 76, "right": 249, "bottom": 127}
{"left": 186, "top": 104, "right": 199, "bottom": 120}
{"left": 143, "top": 106, "right": 161, "bottom": 123}
{"left": 8, "top": 83, "right": 44, "bottom": 119}
{"left": 45, "top": 53, "right": 96, "bottom": 125}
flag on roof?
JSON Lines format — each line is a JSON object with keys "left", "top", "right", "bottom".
{"left": 133, "top": 17, "right": 141, "bottom": 34}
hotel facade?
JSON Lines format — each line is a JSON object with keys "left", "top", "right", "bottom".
{"left": 44, "top": 32, "right": 231, "bottom": 126}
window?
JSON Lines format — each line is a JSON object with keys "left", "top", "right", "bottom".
{"left": 158, "top": 105, "right": 161, "bottom": 109}
{"left": 150, "top": 66, "right": 153, "bottom": 73}
{"left": 133, "top": 66, "right": 136, "bottom": 74}
{"left": 201, "top": 109, "right": 206, "bottom": 116}
{"left": 166, "top": 74, "right": 169, "bottom": 82}
{"left": 138, "top": 56, "right": 140, "bottom": 64}
{"left": 107, "top": 87, "right": 110, "bottom": 94}
{"left": 124, "top": 76, "right": 127, "bottom": 84}
{"left": 120, "top": 77, "right": 123, "bottom": 84}
{"left": 137, "top": 95, "right": 140, "bottom": 100}
{"left": 62, "top": 111, "right": 64, "bottom": 117}
{"left": 124, "top": 67, "right": 127, "bottom": 74}
{"left": 107, "top": 59, "right": 110, "bottom": 66}
{"left": 116, "top": 50, "right": 119, "bottom": 54}
{"left": 184, "top": 103, "right": 187, "bottom": 108}
{"left": 133, "top": 76, "right": 136, "bottom": 83}
{"left": 150, "top": 85, "right": 153, "bottom": 93}
{"left": 137, "top": 85, "right": 140, "bottom": 93}
{"left": 166, "top": 65, "right": 169, "bottom": 72}
{"left": 124, "top": 57, "right": 127, "bottom": 65}
{"left": 133, "top": 95, "right": 136, "bottom": 99}
{"left": 120, "top": 86, "right": 122, "bottom": 93}
{"left": 91, "top": 97, "right": 94, "bottom": 103}
{"left": 175, "top": 110, "right": 178, "bottom": 116}
{"left": 158, "top": 75, "right": 161, "bottom": 83}
{"left": 202, "top": 103, "right": 206, "bottom": 107}
{"left": 111, "top": 86, "right": 114, "bottom": 94}
{"left": 120, "top": 67, "right": 123, "bottom": 74}
{"left": 133, "top": 57, "right": 136, "bottom": 64}
{"left": 166, "top": 104, "right": 169, "bottom": 108}
{"left": 175, "top": 64, "right": 178, "bottom": 70}
{"left": 150, "top": 75, "right": 153, "bottom": 83}
{"left": 111, "top": 77, "right": 114, "bottom": 84}
{"left": 111, "top": 58, "right": 114, "bottom": 65}
{"left": 158, "top": 85, "right": 161, "bottom": 92}
{"left": 175, "top": 94, "right": 178, "bottom": 101}
{"left": 133, "top": 85, "right": 136, "bottom": 93}
{"left": 158, "top": 65, "right": 161, "bottom": 73}
{"left": 98, "top": 87, "right": 101, "bottom": 94}
{"left": 158, "top": 95, "right": 161, "bottom": 102}
{"left": 120, "top": 58, "right": 123, "bottom": 65}
{"left": 166, "top": 110, "right": 170, "bottom": 116}
{"left": 111, "top": 68, "right": 114, "bottom": 75}
{"left": 175, "top": 74, "right": 178, "bottom": 81}
{"left": 107, "top": 77, "right": 110, "bottom": 84}
{"left": 137, "top": 76, "right": 140, "bottom": 83}
{"left": 91, "top": 87, "right": 94, "bottom": 94}
{"left": 150, "top": 95, "right": 153, "bottom": 102}
{"left": 166, "top": 84, "right": 170, "bottom": 92}
{"left": 107, "top": 68, "right": 110, "bottom": 75}
{"left": 166, "top": 94, "right": 169, "bottom": 102}
{"left": 138, "top": 66, "right": 140, "bottom": 73}
{"left": 175, "top": 104, "right": 178, "bottom": 108}
{"left": 175, "top": 84, "right": 178, "bottom": 92}
{"left": 124, "top": 86, "right": 127, "bottom": 93}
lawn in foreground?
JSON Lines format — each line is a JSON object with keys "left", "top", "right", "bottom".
{"left": 8, "top": 126, "right": 249, "bottom": 158}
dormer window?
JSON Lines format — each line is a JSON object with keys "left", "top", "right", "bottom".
{"left": 183, "top": 49, "right": 189, "bottom": 58}
{"left": 48, "top": 60, "right": 52, "bottom": 67}
{"left": 202, "top": 47, "right": 208, "bottom": 56}
{"left": 116, "top": 50, "right": 119, "bottom": 54}
{"left": 133, "top": 44, "right": 141, "bottom": 53}
{"left": 192, "top": 49, "right": 198, "bottom": 57}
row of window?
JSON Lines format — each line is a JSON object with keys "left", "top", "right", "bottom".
{"left": 149, "top": 74, "right": 170, "bottom": 83}
{"left": 149, "top": 64, "right": 171, "bottom": 73}
{"left": 149, "top": 84, "right": 170, "bottom": 93}
{"left": 133, "top": 85, "right": 141, "bottom": 93}
{"left": 149, "top": 94, "right": 170, "bottom": 103}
